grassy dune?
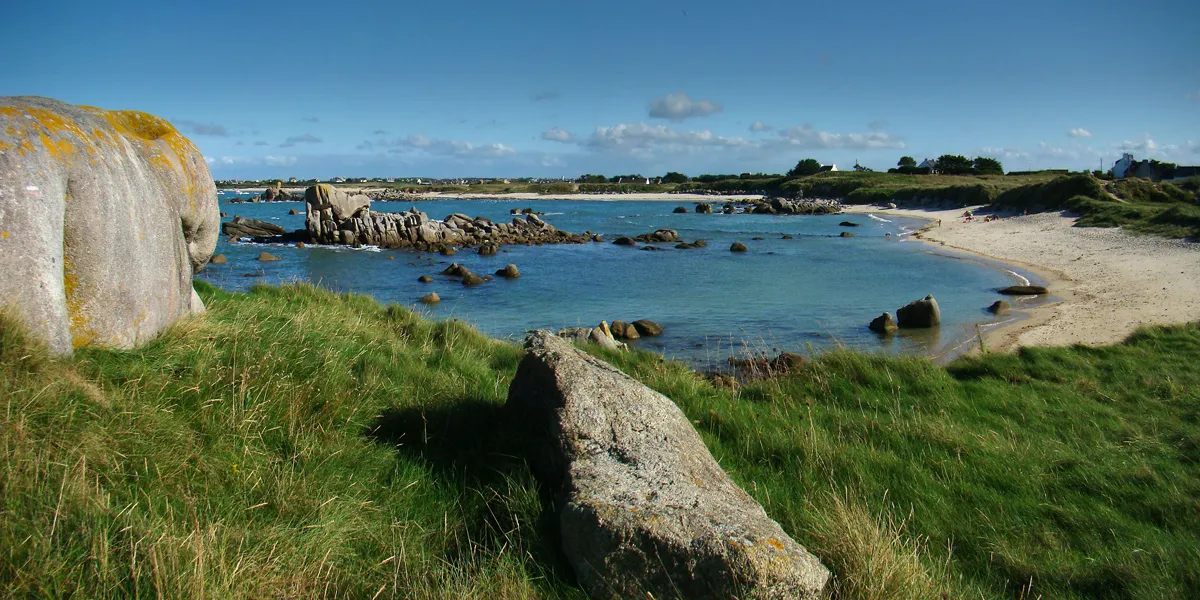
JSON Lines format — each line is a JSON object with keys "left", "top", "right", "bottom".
{"left": 3, "top": 282, "right": 1199, "bottom": 598}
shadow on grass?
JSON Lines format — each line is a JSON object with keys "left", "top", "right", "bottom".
{"left": 366, "top": 398, "right": 578, "bottom": 587}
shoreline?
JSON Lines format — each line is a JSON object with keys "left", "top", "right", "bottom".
{"left": 843, "top": 204, "right": 1200, "bottom": 352}
{"left": 219, "top": 188, "right": 765, "bottom": 203}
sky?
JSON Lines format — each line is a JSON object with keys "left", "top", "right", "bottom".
{"left": 3, "top": 0, "right": 1198, "bottom": 179}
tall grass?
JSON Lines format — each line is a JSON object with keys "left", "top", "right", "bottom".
{"left": 4, "top": 284, "right": 1200, "bottom": 598}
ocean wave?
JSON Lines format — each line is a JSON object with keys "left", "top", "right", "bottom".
{"left": 867, "top": 213, "right": 892, "bottom": 223}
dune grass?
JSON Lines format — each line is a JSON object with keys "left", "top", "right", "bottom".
{"left": 3, "top": 282, "right": 1199, "bottom": 599}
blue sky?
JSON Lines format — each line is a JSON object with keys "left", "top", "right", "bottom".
{"left": 3, "top": 0, "right": 1197, "bottom": 179}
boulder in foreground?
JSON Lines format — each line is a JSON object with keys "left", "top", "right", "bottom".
{"left": 0, "top": 96, "right": 218, "bottom": 354}
{"left": 506, "top": 331, "right": 830, "bottom": 599}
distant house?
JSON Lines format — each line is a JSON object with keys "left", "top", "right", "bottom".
{"left": 1112, "top": 153, "right": 1136, "bottom": 178}
{"left": 333, "top": 177, "right": 346, "bottom": 183}
{"left": 288, "top": 177, "right": 298, "bottom": 183}
{"left": 917, "top": 158, "right": 938, "bottom": 173}
{"left": 818, "top": 164, "right": 837, "bottom": 173}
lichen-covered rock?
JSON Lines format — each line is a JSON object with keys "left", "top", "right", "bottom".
{"left": 507, "top": 332, "right": 830, "bottom": 599}
{"left": 0, "top": 96, "right": 218, "bottom": 354}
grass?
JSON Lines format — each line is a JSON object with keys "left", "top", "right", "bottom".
{"left": 3, "top": 282, "right": 1200, "bottom": 598}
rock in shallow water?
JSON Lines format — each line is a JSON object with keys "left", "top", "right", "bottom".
{"left": 506, "top": 331, "right": 830, "bottom": 599}
{"left": 998, "top": 285, "right": 1048, "bottom": 296}
{"left": 869, "top": 312, "right": 899, "bottom": 334}
{"left": 896, "top": 295, "right": 940, "bottom": 328}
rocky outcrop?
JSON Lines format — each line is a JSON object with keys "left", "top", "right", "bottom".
{"left": 998, "top": 285, "right": 1048, "bottom": 296}
{"left": 257, "top": 252, "right": 281, "bottom": 262}
{"left": 613, "top": 237, "right": 637, "bottom": 247}
{"left": 420, "top": 292, "right": 440, "bottom": 304}
{"left": 0, "top": 96, "right": 218, "bottom": 354}
{"left": 506, "top": 332, "right": 830, "bottom": 599}
{"left": 896, "top": 295, "right": 941, "bottom": 328}
{"left": 209, "top": 254, "right": 227, "bottom": 265}
{"left": 731, "top": 241, "right": 748, "bottom": 252}
{"left": 497, "top": 264, "right": 520, "bottom": 279}
{"left": 838, "top": 221, "right": 860, "bottom": 227}
{"left": 673, "top": 206, "right": 688, "bottom": 213}
{"left": 741, "top": 198, "right": 841, "bottom": 215}
{"left": 303, "top": 187, "right": 589, "bottom": 249}
{"left": 695, "top": 202, "right": 713, "bottom": 214}
{"left": 869, "top": 312, "right": 898, "bottom": 334}
{"left": 223, "top": 216, "right": 286, "bottom": 238}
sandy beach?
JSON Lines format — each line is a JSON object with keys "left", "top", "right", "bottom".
{"left": 845, "top": 205, "right": 1200, "bottom": 351}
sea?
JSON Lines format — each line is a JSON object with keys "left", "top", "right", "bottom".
{"left": 200, "top": 192, "right": 1045, "bottom": 369}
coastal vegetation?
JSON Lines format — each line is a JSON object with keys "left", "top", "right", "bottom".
{"left": 4, "top": 281, "right": 1198, "bottom": 599}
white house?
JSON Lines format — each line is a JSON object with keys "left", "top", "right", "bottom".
{"left": 818, "top": 164, "right": 837, "bottom": 172}
{"left": 1112, "top": 153, "right": 1135, "bottom": 178}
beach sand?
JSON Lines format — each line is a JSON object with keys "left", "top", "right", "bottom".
{"left": 845, "top": 205, "right": 1200, "bottom": 351}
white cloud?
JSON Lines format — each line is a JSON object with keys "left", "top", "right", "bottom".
{"left": 647, "top": 93, "right": 723, "bottom": 122}
{"left": 532, "top": 91, "right": 560, "bottom": 102}
{"left": 1067, "top": 128, "right": 1092, "bottom": 138}
{"left": 204, "top": 156, "right": 214, "bottom": 164}
{"left": 585, "top": 123, "right": 748, "bottom": 150}
{"left": 542, "top": 127, "right": 574, "bottom": 143}
{"left": 1115, "top": 134, "right": 1159, "bottom": 154}
{"left": 749, "top": 121, "right": 773, "bottom": 132}
{"left": 775, "top": 125, "right": 905, "bottom": 149}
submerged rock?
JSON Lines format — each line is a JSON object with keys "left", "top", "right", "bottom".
{"left": 987, "top": 300, "right": 1011, "bottom": 314}
{"left": 673, "top": 206, "right": 688, "bottom": 213}
{"left": 420, "top": 292, "right": 440, "bottom": 304}
{"left": 730, "top": 241, "right": 748, "bottom": 252}
{"left": 497, "top": 264, "right": 520, "bottom": 279}
{"left": 896, "top": 295, "right": 941, "bottom": 328}
{"left": 257, "top": 252, "right": 282, "bottom": 262}
{"left": 209, "top": 254, "right": 227, "bottom": 265}
{"left": 506, "top": 332, "right": 830, "bottom": 599}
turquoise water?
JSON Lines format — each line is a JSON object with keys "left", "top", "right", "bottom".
{"left": 201, "top": 193, "right": 1034, "bottom": 368}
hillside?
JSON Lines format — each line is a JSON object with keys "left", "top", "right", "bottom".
{"left": 3, "top": 282, "right": 1199, "bottom": 599}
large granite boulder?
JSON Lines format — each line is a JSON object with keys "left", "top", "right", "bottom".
{"left": 896, "top": 295, "right": 941, "bottom": 328}
{"left": 0, "top": 96, "right": 218, "bottom": 354}
{"left": 305, "top": 184, "right": 371, "bottom": 242}
{"left": 507, "top": 331, "right": 830, "bottom": 599}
